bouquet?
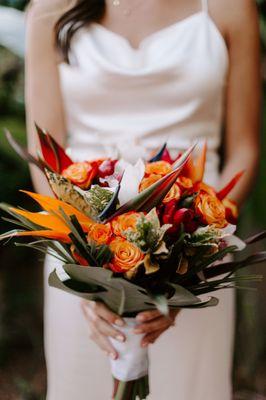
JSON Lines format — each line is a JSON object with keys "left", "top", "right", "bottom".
{"left": 1, "top": 126, "right": 265, "bottom": 400}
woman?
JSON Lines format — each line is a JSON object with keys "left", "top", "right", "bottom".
{"left": 26, "top": 0, "right": 261, "bottom": 399}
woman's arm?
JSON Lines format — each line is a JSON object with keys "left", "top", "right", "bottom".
{"left": 219, "top": 0, "right": 261, "bottom": 205}
{"left": 26, "top": 1, "right": 126, "bottom": 359}
{"left": 25, "top": 1, "right": 67, "bottom": 195}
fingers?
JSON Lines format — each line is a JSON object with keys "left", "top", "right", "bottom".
{"left": 81, "top": 301, "right": 125, "bottom": 342}
{"left": 133, "top": 315, "right": 173, "bottom": 335}
{"left": 89, "top": 327, "right": 118, "bottom": 360}
{"left": 81, "top": 300, "right": 125, "bottom": 327}
{"left": 136, "top": 309, "right": 161, "bottom": 322}
{"left": 141, "top": 328, "right": 165, "bottom": 347}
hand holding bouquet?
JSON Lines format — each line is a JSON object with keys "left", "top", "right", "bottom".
{"left": 1, "top": 127, "right": 265, "bottom": 400}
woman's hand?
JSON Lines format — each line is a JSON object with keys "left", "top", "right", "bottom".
{"left": 81, "top": 300, "right": 126, "bottom": 360}
{"left": 135, "top": 309, "right": 180, "bottom": 347}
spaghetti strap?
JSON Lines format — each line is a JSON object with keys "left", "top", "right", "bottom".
{"left": 201, "top": 0, "right": 208, "bottom": 13}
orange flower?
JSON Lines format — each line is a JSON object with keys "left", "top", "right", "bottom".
{"left": 62, "top": 161, "right": 97, "bottom": 189}
{"left": 194, "top": 192, "right": 227, "bottom": 228}
{"left": 109, "top": 237, "right": 144, "bottom": 272}
{"left": 111, "top": 212, "right": 141, "bottom": 237}
{"left": 145, "top": 161, "right": 172, "bottom": 176}
{"left": 223, "top": 198, "right": 239, "bottom": 225}
{"left": 176, "top": 176, "right": 193, "bottom": 190}
{"left": 193, "top": 181, "right": 216, "bottom": 196}
{"left": 139, "top": 174, "right": 162, "bottom": 192}
{"left": 163, "top": 183, "right": 181, "bottom": 204}
{"left": 88, "top": 223, "right": 113, "bottom": 245}
{"left": 70, "top": 245, "right": 89, "bottom": 266}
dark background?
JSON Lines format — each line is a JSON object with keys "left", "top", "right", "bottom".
{"left": 0, "top": 1, "right": 266, "bottom": 399}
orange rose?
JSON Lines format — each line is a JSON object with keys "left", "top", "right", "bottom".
{"left": 88, "top": 223, "right": 113, "bottom": 245}
{"left": 111, "top": 212, "right": 141, "bottom": 237}
{"left": 176, "top": 176, "right": 193, "bottom": 190}
{"left": 194, "top": 192, "right": 227, "bottom": 228}
{"left": 145, "top": 161, "right": 172, "bottom": 176}
{"left": 139, "top": 174, "right": 162, "bottom": 192}
{"left": 109, "top": 237, "right": 144, "bottom": 272}
{"left": 223, "top": 198, "right": 238, "bottom": 225}
{"left": 163, "top": 183, "right": 181, "bottom": 204}
{"left": 62, "top": 161, "right": 97, "bottom": 189}
{"left": 193, "top": 182, "right": 216, "bottom": 196}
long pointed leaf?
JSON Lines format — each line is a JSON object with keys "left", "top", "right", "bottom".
{"left": 4, "top": 128, "right": 43, "bottom": 170}
{"left": 148, "top": 143, "right": 167, "bottom": 162}
{"left": 204, "top": 251, "right": 266, "bottom": 279}
{"left": 245, "top": 230, "right": 266, "bottom": 245}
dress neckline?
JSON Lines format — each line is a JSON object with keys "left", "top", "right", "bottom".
{"left": 91, "top": 11, "right": 206, "bottom": 52}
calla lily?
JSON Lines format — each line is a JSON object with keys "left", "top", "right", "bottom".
{"left": 118, "top": 159, "right": 145, "bottom": 206}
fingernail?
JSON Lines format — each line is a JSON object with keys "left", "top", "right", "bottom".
{"left": 115, "top": 319, "right": 125, "bottom": 327}
{"left": 110, "top": 353, "right": 117, "bottom": 360}
{"left": 116, "top": 335, "right": 125, "bottom": 342}
{"left": 136, "top": 315, "right": 145, "bottom": 322}
{"left": 142, "top": 342, "right": 148, "bottom": 348}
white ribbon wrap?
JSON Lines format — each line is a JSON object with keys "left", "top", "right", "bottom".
{"left": 109, "top": 318, "right": 149, "bottom": 381}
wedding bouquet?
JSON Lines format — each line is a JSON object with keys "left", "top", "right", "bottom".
{"left": 1, "top": 127, "right": 265, "bottom": 400}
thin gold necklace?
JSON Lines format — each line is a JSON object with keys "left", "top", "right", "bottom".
{"left": 112, "top": 0, "right": 143, "bottom": 16}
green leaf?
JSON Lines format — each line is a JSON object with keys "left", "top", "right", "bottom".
{"left": 49, "top": 265, "right": 156, "bottom": 315}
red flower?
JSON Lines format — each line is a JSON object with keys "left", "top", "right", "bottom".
{"left": 98, "top": 159, "right": 118, "bottom": 178}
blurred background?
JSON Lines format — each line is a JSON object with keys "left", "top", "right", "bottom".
{"left": 0, "top": 1, "right": 265, "bottom": 399}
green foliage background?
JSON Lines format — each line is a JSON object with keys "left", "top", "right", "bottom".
{"left": 0, "top": 1, "right": 265, "bottom": 399}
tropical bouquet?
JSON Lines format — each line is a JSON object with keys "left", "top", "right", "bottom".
{"left": 1, "top": 126, "right": 266, "bottom": 400}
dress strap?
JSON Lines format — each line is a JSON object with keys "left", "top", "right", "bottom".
{"left": 201, "top": 0, "right": 208, "bottom": 13}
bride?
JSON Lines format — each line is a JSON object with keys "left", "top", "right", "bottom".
{"left": 25, "top": 0, "right": 260, "bottom": 399}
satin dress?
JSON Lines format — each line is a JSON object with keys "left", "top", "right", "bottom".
{"left": 44, "top": 1, "right": 235, "bottom": 398}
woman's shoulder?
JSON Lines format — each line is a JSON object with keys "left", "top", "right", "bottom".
{"left": 210, "top": 0, "right": 259, "bottom": 39}
{"left": 27, "top": 0, "right": 73, "bottom": 23}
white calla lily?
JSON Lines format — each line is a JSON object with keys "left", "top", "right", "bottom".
{"left": 118, "top": 159, "right": 145, "bottom": 205}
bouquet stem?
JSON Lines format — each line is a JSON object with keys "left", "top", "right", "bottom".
{"left": 113, "top": 375, "right": 149, "bottom": 400}
{"left": 110, "top": 318, "right": 150, "bottom": 400}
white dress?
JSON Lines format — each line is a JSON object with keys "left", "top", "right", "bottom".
{"left": 44, "top": 1, "right": 235, "bottom": 399}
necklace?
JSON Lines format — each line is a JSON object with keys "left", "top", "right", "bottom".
{"left": 112, "top": 0, "right": 142, "bottom": 17}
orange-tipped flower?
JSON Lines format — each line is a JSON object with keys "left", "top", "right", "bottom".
{"left": 20, "top": 190, "right": 93, "bottom": 230}
{"left": 109, "top": 237, "right": 144, "bottom": 273}
{"left": 163, "top": 183, "right": 181, "bottom": 204}
{"left": 223, "top": 198, "right": 239, "bottom": 225}
{"left": 62, "top": 161, "right": 98, "bottom": 189}
{"left": 217, "top": 171, "right": 244, "bottom": 200}
{"left": 88, "top": 223, "right": 113, "bottom": 245}
{"left": 181, "top": 142, "right": 207, "bottom": 183}
{"left": 111, "top": 212, "right": 142, "bottom": 238}
{"left": 194, "top": 192, "right": 227, "bottom": 228}
{"left": 139, "top": 174, "right": 162, "bottom": 192}
{"left": 145, "top": 161, "right": 172, "bottom": 176}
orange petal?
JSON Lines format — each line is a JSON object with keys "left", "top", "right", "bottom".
{"left": 182, "top": 156, "right": 196, "bottom": 182}
{"left": 2, "top": 229, "right": 71, "bottom": 243}
{"left": 217, "top": 171, "right": 245, "bottom": 200}
{"left": 194, "top": 141, "right": 207, "bottom": 182}
{"left": 20, "top": 190, "right": 93, "bottom": 226}
{"left": 10, "top": 208, "right": 70, "bottom": 233}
